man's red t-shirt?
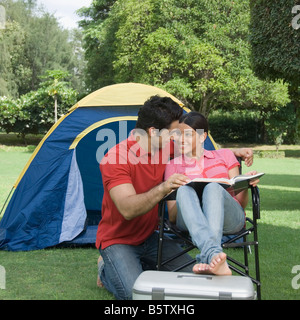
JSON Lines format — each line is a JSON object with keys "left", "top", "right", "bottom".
{"left": 96, "top": 134, "right": 173, "bottom": 250}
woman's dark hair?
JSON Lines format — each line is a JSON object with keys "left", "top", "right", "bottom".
{"left": 135, "top": 95, "right": 183, "bottom": 131}
{"left": 179, "top": 111, "right": 209, "bottom": 133}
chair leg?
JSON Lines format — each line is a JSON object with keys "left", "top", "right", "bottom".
{"left": 253, "top": 219, "right": 261, "bottom": 300}
{"left": 222, "top": 225, "right": 261, "bottom": 300}
{"left": 243, "top": 235, "right": 249, "bottom": 276}
{"left": 156, "top": 201, "right": 165, "bottom": 271}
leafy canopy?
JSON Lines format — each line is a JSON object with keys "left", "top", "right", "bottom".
{"left": 79, "top": 0, "right": 289, "bottom": 115}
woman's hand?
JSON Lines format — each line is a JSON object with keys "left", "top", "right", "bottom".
{"left": 245, "top": 170, "right": 260, "bottom": 187}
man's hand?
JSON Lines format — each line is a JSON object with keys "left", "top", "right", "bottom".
{"left": 161, "top": 173, "right": 191, "bottom": 195}
{"left": 233, "top": 148, "right": 253, "bottom": 167}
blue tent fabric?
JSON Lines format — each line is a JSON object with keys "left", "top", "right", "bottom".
{"left": 0, "top": 149, "right": 73, "bottom": 250}
{"left": 0, "top": 86, "right": 218, "bottom": 251}
{"left": 0, "top": 106, "right": 141, "bottom": 251}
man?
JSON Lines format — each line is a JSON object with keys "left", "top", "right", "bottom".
{"left": 96, "top": 96, "right": 253, "bottom": 300}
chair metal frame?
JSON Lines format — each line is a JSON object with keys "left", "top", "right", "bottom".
{"left": 156, "top": 184, "right": 261, "bottom": 300}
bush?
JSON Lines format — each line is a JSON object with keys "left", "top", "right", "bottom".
{"left": 253, "top": 150, "right": 285, "bottom": 159}
{"left": 208, "top": 104, "right": 297, "bottom": 145}
{"left": 0, "top": 96, "right": 29, "bottom": 134}
{"left": 264, "top": 103, "right": 297, "bottom": 145}
{"left": 208, "top": 111, "right": 261, "bottom": 144}
{"left": 19, "top": 86, "right": 77, "bottom": 135}
{"left": 0, "top": 83, "right": 77, "bottom": 137}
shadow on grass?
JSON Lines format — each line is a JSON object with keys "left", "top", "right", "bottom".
{"left": 262, "top": 173, "right": 300, "bottom": 188}
{"left": 257, "top": 174, "right": 300, "bottom": 211}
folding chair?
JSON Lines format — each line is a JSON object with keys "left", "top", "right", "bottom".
{"left": 156, "top": 163, "right": 262, "bottom": 300}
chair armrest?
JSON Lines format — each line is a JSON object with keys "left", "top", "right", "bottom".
{"left": 236, "top": 156, "right": 242, "bottom": 175}
{"left": 250, "top": 185, "right": 260, "bottom": 220}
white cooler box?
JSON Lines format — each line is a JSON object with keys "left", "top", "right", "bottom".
{"left": 132, "top": 271, "right": 256, "bottom": 300}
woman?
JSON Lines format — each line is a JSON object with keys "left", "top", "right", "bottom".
{"left": 164, "top": 112, "right": 260, "bottom": 276}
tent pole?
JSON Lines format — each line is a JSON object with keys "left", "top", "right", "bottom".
{"left": 0, "top": 187, "right": 14, "bottom": 218}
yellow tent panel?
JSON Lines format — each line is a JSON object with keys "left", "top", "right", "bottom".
{"left": 73, "top": 83, "right": 185, "bottom": 109}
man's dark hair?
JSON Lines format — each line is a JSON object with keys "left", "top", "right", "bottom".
{"left": 135, "top": 96, "right": 183, "bottom": 131}
{"left": 179, "top": 111, "right": 209, "bottom": 133}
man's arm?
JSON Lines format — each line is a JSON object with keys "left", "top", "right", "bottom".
{"left": 232, "top": 148, "right": 253, "bottom": 167}
{"left": 109, "top": 174, "right": 189, "bottom": 221}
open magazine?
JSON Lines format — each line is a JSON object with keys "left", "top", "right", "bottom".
{"left": 165, "top": 172, "right": 264, "bottom": 200}
{"left": 187, "top": 172, "right": 264, "bottom": 196}
{"left": 189, "top": 172, "right": 264, "bottom": 187}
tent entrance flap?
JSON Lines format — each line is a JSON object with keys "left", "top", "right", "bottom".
{"left": 59, "top": 150, "right": 87, "bottom": 243}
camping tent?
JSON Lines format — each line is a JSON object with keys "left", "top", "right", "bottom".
{"left": 0, "top": 83, "right": 217, "bottom": 251}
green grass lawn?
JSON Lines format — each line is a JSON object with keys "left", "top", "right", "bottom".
{"left": 247, "top": 157, "right": 300, "bottom": 300}
{"left": 0, "top": 144, "right": 300, "bottom": 300}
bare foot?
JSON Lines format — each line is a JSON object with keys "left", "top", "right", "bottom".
{"left": 209, "top": 252, "right": 232, "bottom": 276}
{"left": 193, "top": 263, "right": 213, "bottom": 275}
{"left": 97, "top": 256, "right": 104, "bottom": 288}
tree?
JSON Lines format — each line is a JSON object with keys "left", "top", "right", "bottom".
{"left": 41, "top": 70, "right": 73, "bottom": 123}
{"left": 250, "top": 0, "right": 300, "bottom": 143}
{"left": 79, "top": 0, "right": 289, "bottom": 116}
{"left": 19, "top": 70, "right": 77, "bottom": 135}
{"left": 0, "top": 18, "right": 27, "bottom": 97}
{"left": 0, "top": 0, "right": 85, "bottom": 97}
{"left": 77, "top": 0, "right": 117, "bottom": 91}
{"left": 21, "top": 11, "right": 75, "bottom": 94}
{"left": 68, "top": 29, "right": 87, "bottom": 94}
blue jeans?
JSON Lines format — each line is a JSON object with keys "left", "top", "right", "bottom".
{"left": 98, "top": 231, "right": 194, "bottom": 300}
{"left": 176, "top": 183, "right": 245, "bottom": 264}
